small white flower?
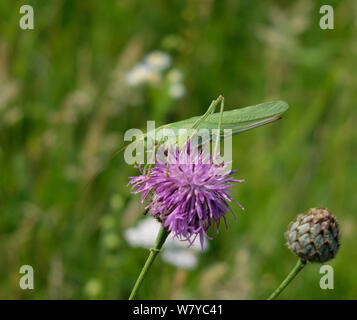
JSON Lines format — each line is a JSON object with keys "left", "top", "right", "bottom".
{"left": 167, "top": 69, "right": 184, "bottom": 83}
{"left": 145, "top": 69, "right": 161, "bottom": 86}
{"left": 169, "top": 83, "right": 186, "bottom": 99}
{"left": 144, "top": 51, "right": 171, "bottom": 71}
{"left": 125, "top": 64, "right": 151, "bottom": 86}
{"left": 125, "top": 63, "right": 161, "bottom": 86}
{"left": 162, "top": 249, "right": 198, "bottom": 269}
{"left": 124, "top": 218, "right": 208, "bottom": 269}
{"left": 124, "top": 218, "right": 159, "bottom": 249}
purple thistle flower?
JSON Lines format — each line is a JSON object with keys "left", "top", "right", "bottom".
{"left": 128, "top": 143, "right": 244, "bottom": 249}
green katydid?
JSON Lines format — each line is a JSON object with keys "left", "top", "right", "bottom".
{"left": 160, "top": 95, "right": 288, "bottom": 138}
{"left": 124, "top": 95, "right": 288, "bottom": 169}
{"left": 81, "top": 96, "right": 288, "bottom": 195}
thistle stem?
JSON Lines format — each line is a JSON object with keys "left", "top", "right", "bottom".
{"left": 129, "top": 225, "right": 170, "bottom": 300}
{"left": 267, "top": 259, "right": 306, "bottom": 300}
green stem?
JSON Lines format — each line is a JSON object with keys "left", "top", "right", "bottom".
{"left": 129, "top": 225, "right": 170, "bottom": 300}
{"left": 267, "top": 259, "right": 306, "bottom": 300}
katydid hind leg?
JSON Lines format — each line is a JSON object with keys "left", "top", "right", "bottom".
{"left": 213, "top": 96, "right": 224, "bottom": 160}
{"left": 191, "top": 95, "right": 223, "bottom": 130}
{"left": 187, "top": 96, "right": 224, "bottom": 149}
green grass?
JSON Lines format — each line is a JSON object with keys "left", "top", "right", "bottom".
{"left": 0, "top": 0, "right": 356, "bottom": 299}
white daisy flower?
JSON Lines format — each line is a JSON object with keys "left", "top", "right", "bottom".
{"left": 145, "top": 68, "right": 161, "bottom": 86}
{"left": 162, "top": 249, "right": 198, "bottom": 269}
{"left": 124, "top": 217, "right": 207, "bottom": 269}
{"left": 144, "top": 51, "right": 171, "bottom": 71}
{"left": 125, "top": 63, "right": 161, "bottom": 87}
{"left": 169, "top": 83, "right": 186, "bottom": 99}
{"left": 125, "top": 64, "right": 151, "bottom": 86}
{"left": 167, "top": 69, "right": 184, "bottom": 83}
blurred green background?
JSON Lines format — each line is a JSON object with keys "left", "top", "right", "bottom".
{"left": 0, "top": 0, "right": 356, "bottom": 299}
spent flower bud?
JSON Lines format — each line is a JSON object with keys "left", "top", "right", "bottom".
{"left": 285, "top": 207, "right": 340, "bottom": 263}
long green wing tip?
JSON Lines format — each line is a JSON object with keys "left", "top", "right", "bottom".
{"left": 274, "top": 100, "right": 289, "bottom": 116}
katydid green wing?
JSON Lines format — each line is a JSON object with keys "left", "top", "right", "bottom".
{"left": 160, "top": 100, "right": 289, "bottom": 136}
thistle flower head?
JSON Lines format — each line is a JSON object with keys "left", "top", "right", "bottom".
{"left": 128, "top": 143, "right": 244, "bottom": 249}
